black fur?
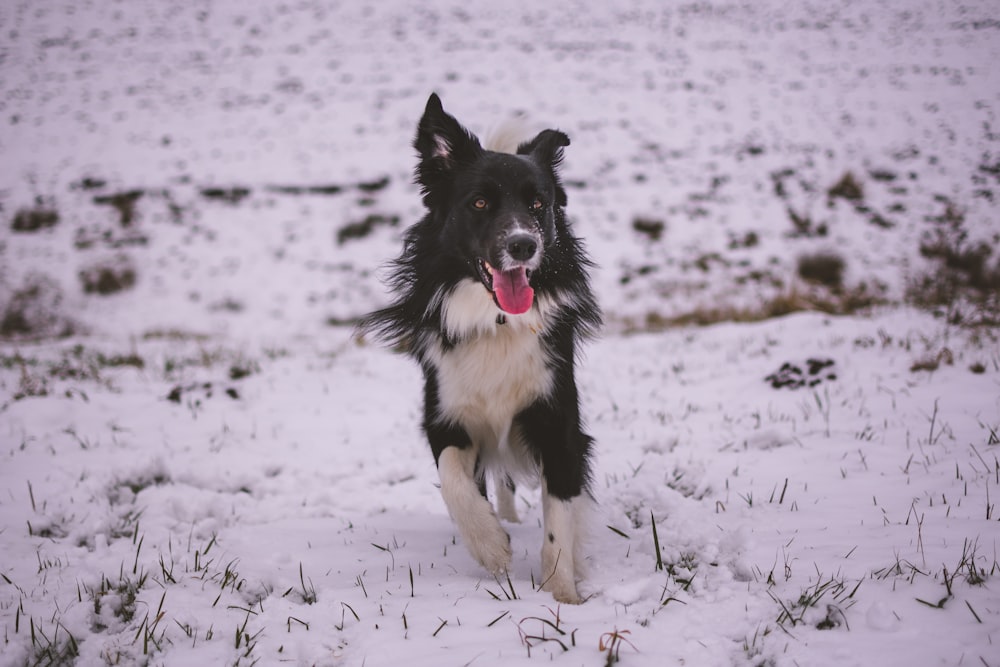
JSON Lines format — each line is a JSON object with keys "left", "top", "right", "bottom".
{"left": 359, "top": 93, "right": 601, "bottom": 504}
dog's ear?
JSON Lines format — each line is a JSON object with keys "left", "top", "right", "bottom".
{"left": 518, "top": 129, "right": 571, "bottom": 206}
{"left": 518, "top": 129, "right": 570, "bottom": 168}
{"left": 414, "top": 94, "right": 481, "bottom": 197}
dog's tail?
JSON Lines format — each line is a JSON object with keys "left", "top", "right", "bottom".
{"left": 483, "top": 113, "right": 534, "bottom": 154}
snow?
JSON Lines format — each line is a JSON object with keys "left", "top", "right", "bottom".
{"left": 2, "top": 1, "right": 999, "bottom": 665}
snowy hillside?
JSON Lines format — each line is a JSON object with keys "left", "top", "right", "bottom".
{"left": 1, "top": 1, "right": 998, "bottom": 666}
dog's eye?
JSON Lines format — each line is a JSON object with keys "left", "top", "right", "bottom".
{"left": 472, "top": 198, "right": 488, "bottom": 210}
{"left": 531, "top": 198, "right": 544, "bottom": 211}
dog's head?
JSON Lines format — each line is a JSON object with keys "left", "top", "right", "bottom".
{"left": 413, "top": 93, "right": 570, "bottom": 315}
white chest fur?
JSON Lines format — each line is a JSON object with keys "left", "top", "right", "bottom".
{"left": 427, "top": 279, "right": 556, "bottom": 446}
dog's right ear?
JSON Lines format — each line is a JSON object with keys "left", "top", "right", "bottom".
{"left": 414, "top": 94, "right": 481, "bottom": 198}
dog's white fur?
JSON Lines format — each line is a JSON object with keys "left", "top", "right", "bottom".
{"left": 438, "top": 446, "right": 512, "bottom": 574}
{"left": 541, "top": 484, "right": 585, "bottom": 603}
{"left": 494, "top": 476, "right": 519, "bottom": 523}
{"left": 428, "top": 278, "right": 588, "bottom": 602}
{"left": 430, "top": 282, "right": 555, "bottom": 456}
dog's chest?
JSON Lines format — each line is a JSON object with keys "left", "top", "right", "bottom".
{"left": 433, "top": 324, "right": 553, "bottom": 433}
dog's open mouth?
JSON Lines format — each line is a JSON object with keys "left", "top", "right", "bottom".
{"left": 477, "top": 258, "right": 535, "bottom": 315}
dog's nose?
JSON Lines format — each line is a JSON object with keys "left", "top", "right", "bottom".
{"left": 506, "top": 234, "right": 538, "bottom": 262}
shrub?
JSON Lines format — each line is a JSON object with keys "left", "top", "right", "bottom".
{"left": 93, "top": 189, "right": 144, "bottom": 226}
{"left": 907, "top": 199, "right": 1000, "bottom": 325}
{"left": 11, "top": 203, "right": 59, "bottom": 232}
{"left": 0, "top": 274, "right": 74, "bottom": 340}
{"left": 632, "top": 217, "right": 666, "bottom": 241}
{"left": 797, "top": 252, "right": 845, "bottom": 288}
{"left": 827, "top": 172, "right": 864, "bottom": 202}
{"left": 337, "top": 213, "right": 400, "bottom": 244}
{"left": 79, "top": 256, "right": 137, "bottom": 295}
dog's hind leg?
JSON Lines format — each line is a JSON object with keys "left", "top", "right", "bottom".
{"left": 495, "top": 474, "right": 519, "bottom": 523}
{"left": 438, "top": 445, "right": 512, "bottom": 574}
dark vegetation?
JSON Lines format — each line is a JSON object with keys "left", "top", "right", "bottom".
{"left": 797, "top": 252, "right": 845, "bottom": 289}
{"left": 94, "top": 189, "right": 144, "bottom": 226}
{"left": 79, "top": 258, "right": 137, "bottom": 295}
{"left": 11, "top": 199, "right": 59, "bottom": 232}
{"left": 632, "top": 217, "right": 666, "bottom": 241}
{"left": 0, "top": 274, "right": 73, "bottom": 340}
{"left": 337, "top": 213, "right": 400, "bottom": 244}
{"left": 200, "top": 186, "right": 252, "bottom": 204}
{"left": 907, "top": 198, "right": 1000, "bottom": 326}
{"left": 765, "top": 358, "right": 837, "bottom": 389}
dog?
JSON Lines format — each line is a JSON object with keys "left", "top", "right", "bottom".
{"left": 359, "top": 93, "right": 601, "bottom": 603}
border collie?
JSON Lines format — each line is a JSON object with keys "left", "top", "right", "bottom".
{"left": 359, "top": 94, "right": 600, "bottom": 603}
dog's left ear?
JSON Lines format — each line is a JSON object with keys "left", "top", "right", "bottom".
{"left": 518, "top": 130, "right": 571, "bottom": 206}
{"left": 518, "top": 129, "right": 570, "bottom": 168}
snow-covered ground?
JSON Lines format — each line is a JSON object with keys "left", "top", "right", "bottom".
{"left": 2, "top": 1, "right": 998, "bottom": 665}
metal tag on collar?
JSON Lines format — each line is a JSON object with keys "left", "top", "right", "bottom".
{"left": 496, "top": 314, "right": 507, "bottom": 326}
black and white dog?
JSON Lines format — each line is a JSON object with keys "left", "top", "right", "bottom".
{"left": 360, "top": 94, "right": 600, "bottom": 603}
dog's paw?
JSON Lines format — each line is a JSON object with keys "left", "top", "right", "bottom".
{"left": 463, "top": 515, "right": 512, "bottom": 574}
{"left": 541, "top": 542, "right": 582, "bottom": 603}
{"left": 542, "top": 576, "right": 582, "bottom": 605}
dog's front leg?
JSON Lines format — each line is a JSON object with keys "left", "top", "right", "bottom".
{"left": 438, "top": 445, "right": 512, "bottom": 574}
{"left": 516, "top": 380, "right": 594, "bottom": 604}
{"left": 540, "top": 481, "right": 585, "bottom": 604}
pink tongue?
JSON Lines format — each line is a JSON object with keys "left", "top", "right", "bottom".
{"left": 493, "top": 267, "right": 534, "bottom": 314}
